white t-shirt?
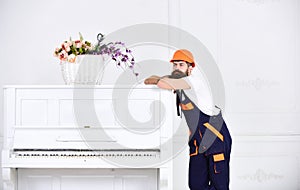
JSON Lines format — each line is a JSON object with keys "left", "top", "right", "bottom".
{"left": 182, "top": 72, "right": 220, "bottom": 116}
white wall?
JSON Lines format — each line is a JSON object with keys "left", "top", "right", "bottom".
{"left": 173, "top": 0, "right": 300, "bottom": 189}
{"left": 1, "top": 0, "right": 300, "bottom": 189}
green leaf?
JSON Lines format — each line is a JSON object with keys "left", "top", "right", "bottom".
{"left": 79, "top": 32, "right": 84, "bottom": 41}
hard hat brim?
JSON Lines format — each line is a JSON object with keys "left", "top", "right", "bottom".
{"left": 170, "top": 59, "right": 195, "bottom": 67}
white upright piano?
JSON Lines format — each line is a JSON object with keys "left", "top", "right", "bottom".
{"left": 1, "top": 85, "right": 177, "bottom": 190}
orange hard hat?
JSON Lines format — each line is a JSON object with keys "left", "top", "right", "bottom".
{"left": 170, "top": 49, "right": 195, "bottom": 67}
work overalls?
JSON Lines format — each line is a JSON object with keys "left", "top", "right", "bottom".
{"left": 176, "top": 90, "right": 232, "bottom": 190}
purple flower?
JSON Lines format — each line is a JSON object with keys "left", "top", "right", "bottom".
{"left": 87, "top": 33, "right": 138, "bottom": 76}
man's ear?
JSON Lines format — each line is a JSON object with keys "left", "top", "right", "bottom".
{"left": 188, "top": 66, "right": 193, "bottom": 75}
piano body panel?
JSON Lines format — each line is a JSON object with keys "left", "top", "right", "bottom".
{"left": 12, "top": 127, "right": 161, "bottom": 149}
{"left": 15, "top": 88, "right": 162, "bottom": 128}
{"left": 17, "top": 168, "right": 159, "bottom": 190}
{"left": 2, "top": 85, "right": 175, "bottom": 190}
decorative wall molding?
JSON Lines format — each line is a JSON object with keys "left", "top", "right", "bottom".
{"left": 238, "top": 169, "right": 284, "bottom": 183}
{"left": 235, "top": 78, "right": 280, "bottom": 91}
{"left": 236, "top": 0, "right": 281, "bottom": 5}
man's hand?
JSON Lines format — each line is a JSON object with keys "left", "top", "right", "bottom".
{"left": 144, "top": 75, "right": 161, "bottom": 85}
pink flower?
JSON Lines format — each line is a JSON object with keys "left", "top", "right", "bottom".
{"left": 75, "top": 40, "right": 82, "bottom": 48}
{"left": 62, "top": 42, "right": 71, "bottom": 52}
{"left": 59, "top": 50, "right": 68, "bottom": 61}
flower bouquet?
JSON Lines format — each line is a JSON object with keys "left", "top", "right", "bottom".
{"left": 54, "top": 33, "right": 137, "bottom": 85}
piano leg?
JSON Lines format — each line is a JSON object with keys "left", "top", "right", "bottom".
{"left": 159, "top": 165, "right": 173, "bottom": 190}
{"left": 2, "top": 168, "right": 17, "bottom": 190}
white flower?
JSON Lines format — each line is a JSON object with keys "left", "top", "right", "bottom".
{"left": 67, "top": 54, "right": 76, "bottom": 63}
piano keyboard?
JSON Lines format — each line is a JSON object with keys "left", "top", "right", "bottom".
{"left": 13, "top": 149, "right": 160, "bottom": 158}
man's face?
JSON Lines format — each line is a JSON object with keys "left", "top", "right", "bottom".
{"left": 170, "top": 61, "right": 191, "bottom": 79}
{"left": 172, "top": 61, "right": 189, "bottom": 73}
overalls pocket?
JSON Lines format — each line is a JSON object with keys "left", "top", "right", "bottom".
{"left": 213, "top": 153, "right": 225, "bottom": 174}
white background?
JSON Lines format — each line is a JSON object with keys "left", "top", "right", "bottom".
{"left": 1, "top": 0, "right": 300, "bottom": 189}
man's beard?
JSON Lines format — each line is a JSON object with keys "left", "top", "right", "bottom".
{"left": 169, "top": 70, "right": 187, "bottom": 79}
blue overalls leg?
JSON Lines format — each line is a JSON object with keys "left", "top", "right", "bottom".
{"left": 176, "top": 90, "right": 232, "bottom": 190}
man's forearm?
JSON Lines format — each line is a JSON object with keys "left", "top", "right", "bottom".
{"left": 144, "top": 74, "right": 191, "bottom": 90}
{"left": 144, "top": 75, "right": 171, "bottom": 85}
{"left": 157, "top": 77, "right": 191, "bottom": 90}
